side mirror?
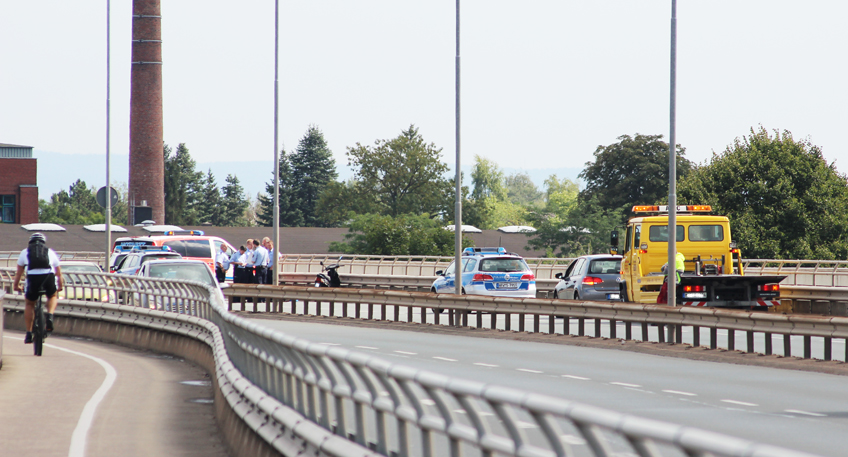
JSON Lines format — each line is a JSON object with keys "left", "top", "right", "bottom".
{"left": 555, "top": 272, "right": 564, "bottom": 279}
{"left": 435, "top": 270, "right": 444, "bottom": 276}
{"left": 610, "top": 230, "right": 619, "bottom": 247}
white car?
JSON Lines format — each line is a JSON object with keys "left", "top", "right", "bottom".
{"left": 135, "top": 259, "right": 226, "bottom": 311}
{"left": 59, "top": 260, "right": 114, "bottom": 302}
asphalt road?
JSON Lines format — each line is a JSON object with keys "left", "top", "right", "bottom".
{"left": 0, "top": 330, "right": 230, "bottom": 457}
{"left": 245, "top": 315, "right": 848, "bottom": 457}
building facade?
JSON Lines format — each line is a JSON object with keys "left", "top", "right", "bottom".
{"left": 0, "top": 144, "right": 38, "bottom": 224}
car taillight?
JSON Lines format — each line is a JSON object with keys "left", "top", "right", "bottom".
{"left": 521, "top": 274, "right": 535, "bottom": 281}
{"left": 759, "top": 284, "right": 780, "bottom": 292}
{"left": 683, "top": 285, "right": 705, "bottom": 292}
{"left": 473, "top": 274, "right": 494, "bottom": 281}
{"left": 582, "top": 276, "right": 603, "bottom": 285}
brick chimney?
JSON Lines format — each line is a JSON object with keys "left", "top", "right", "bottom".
{"left": 129, "top": 0, "right": 165, "bottom": 224}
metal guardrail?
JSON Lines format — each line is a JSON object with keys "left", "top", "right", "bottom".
{"left": 0, "top": 269, "right": 819, "bottom": 457}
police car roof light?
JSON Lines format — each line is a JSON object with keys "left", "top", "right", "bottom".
{"left": 164, "top": 230, "right": 204, "bottom": 236}
{"left": 632, "top": 205, "right": 712, "bottom": 214}
{"left": 463, "top": 247, "right": 507, "bottom": 255}
{"left": 130, "top": 245, "right": 172, "bottom": 252}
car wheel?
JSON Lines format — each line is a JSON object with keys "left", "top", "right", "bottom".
{"left": 574, "top": 292, "right": 580, "bottom": 301}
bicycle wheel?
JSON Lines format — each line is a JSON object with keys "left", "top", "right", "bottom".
{"left": 33, "top": 297, "right": 44, "bottom": 356}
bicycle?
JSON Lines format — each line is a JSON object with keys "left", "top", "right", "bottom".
{"left": 32, "top": 286, "right": 48, "bottom": 356}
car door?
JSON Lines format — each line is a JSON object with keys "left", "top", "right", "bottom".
{"left": 435, "top": 261, "right": 457, "bottom": 293}
{"left": 561, "top": 258, "right": 586, "bottom": 299}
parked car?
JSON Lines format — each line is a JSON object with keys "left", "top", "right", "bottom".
{"left": 554, "top": 254, "right": 622, "bottom": 301}
{"left": 112, "top": 230, "right": 236, "bottom": 277}
{"left": 58, "top": 260, "right": 114, "bottom": 302}
{"left": 431, "top": 247, "right": 536, "bottom": 298}
{"left": 135, "top": 259, "right": 225, "bottom": 311}
{"left": 115, "top": 246, "right": 182, "bottom": 276}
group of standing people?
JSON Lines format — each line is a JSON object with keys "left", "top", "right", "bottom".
{"left": 215, "top": 237, "right": 280, "bottom": 285}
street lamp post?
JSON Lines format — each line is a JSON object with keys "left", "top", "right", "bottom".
{"left": 273, "top": 0, "right": 280, "bottom": 286}
{"left": 667, "top": 0, "right": 678, "bottom": 342}
{"left": 454, "top": 0, "right": 462, "bottom": 297}
{"left": 105, "top": 0, "right": 112, "bottom": 271}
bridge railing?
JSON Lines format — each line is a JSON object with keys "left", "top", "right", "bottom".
{"left": 0, "top": 268, "right": 818, "bottom": 457}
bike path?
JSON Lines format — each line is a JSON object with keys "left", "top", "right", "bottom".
{"left": 0, "top": 330, "right": 230, "bottom": 457}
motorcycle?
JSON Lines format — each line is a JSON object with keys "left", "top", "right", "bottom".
{"left": 314, "top": 257, "right": 343, "bottom": 287}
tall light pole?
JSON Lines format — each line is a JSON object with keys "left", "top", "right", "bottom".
{"left": 105, "top": 0, "right": 112, "bottom": 271}
{"left": 667, "top": 0, "right": 678, "bottom": 341}
{"left": 273, "top": 0, "right": 280, "bottom": 286}
{"left": 453, "top": 0, "right": 462, "bottom": 296}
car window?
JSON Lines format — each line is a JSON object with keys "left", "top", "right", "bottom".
{"left": 444, "top": 262, "right": 456, "bottom": 275}
{"left": 688, "top": 225, "right": 724, "bottom": 242}
{"left": 140, "top": 253, "right": 181, "bottom": 265}
{"left": 149, "top": 263, "right": 216, "bottom": 286}
{"left": 463, "top": 259, "right": 477, "bottom": 272}
{"left": 571, "top": 258, "right": 586, "bottom": 276}
{"left": 162, "top": 240, "right": 187, "bottom": 256}
{"left": 624, "top": 226, "right": 633, "bottom": 254}
{"left": 114, "top": 255, "right": 129, "bottom": 270}
{"left": 563, "top": 260, "right": 577, "bottom": 278}
{"left": 649, "top": 225, "right": 685, "bottom": 242}
{"left": 479, "top": 258, "right": 529, "bottom": 273}
{"left": 634, "top": 225, "right": 641, "bottom": 247}
{"left": 125, "top": 255, "right": 140, "bottom": 268}
{"left": 185, "top": 239, "right": 212, "bottom": 258}
{"left": 588, "top": 259, "right": 621, "bottom": 275}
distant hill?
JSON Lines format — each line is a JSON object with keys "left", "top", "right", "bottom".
{"left": 33, "top": 150, "right": 584, "bottom": 200}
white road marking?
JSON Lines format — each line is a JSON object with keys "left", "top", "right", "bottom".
{"left": 474, "top": 362, "right": 499, "bottom": 367}
{"left": 610, "top": 382, "right": 641, "bottom": 388}
{"left": 394, "top": 350, "right": 417, "bottom": 355}
{"left": 785, "top": 409, "right": 827, "bottom": 417}
{"left": 663, "top": 390, "right": 697, "bottom": 396}
{"left": 517, "top": 368, "right": 544, "bottom": 374}
{"left": 562, "top": 375, "right": 591, "bottom": 380}
{"left": 721, "top": 399, "right": 758, "bottom": 407}
{"left": 355, "top": 345, "right": 378, "bottom": 350}
{"left": 5, "top": 336, "right": 119, "bottom": 457}
{"left": 433, "top": 356, "right": 458, "bottom": 362}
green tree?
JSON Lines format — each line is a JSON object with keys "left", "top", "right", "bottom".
{"left": 505, "top": 172, "right": 542, "bottom": 207}
{"left": 258, "top": 149, "right": 303, "bottom": 227}
{"left": 290, "top": 125, "right": 338, "bottom": 226}
{"left": 221, "top": 174, "right": 250, "bottom": 226}
{"left": 330, "top": 213, "right": 471, "bottom": 256}
{"left": 579, "top": 134, "right": 692, "bottom": 216}
{"left": 164, "top": 143, "right": 203, "bottom": 225}
{"left": 198, "top": 170, "right": 222, "bottom": 225}
{"left": 315, "top": 180, "right": 382, "bottom": 227}
{"left": 346, "top": 125, "right": 451, "bottom": 217}
{"left": 39, "top": 180, "right": 129, "bottom": 225}
{"left": 471, "top": 155, "right": 507, "bottom": 200}
{"left": 678, "top": 127, "right": 848, "bottom": 259}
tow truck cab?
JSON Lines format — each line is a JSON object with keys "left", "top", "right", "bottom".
{"left": 613, "top": 205, "right": 783, "bottom": 308}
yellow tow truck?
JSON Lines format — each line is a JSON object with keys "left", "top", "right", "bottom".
{"left": 611, "top": 205, "right": 785, "bottom": 308}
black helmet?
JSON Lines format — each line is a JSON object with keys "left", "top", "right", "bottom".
{"left": 29, "top": 232, "right": 47, "bottom": 243}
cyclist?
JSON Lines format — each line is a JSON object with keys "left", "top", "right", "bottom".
{"left": 12, "top": 233, "right": 64, "bottom": 344}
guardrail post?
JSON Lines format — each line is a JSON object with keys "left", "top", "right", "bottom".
{"left": 675, "top": 326, "right": 682, "bottom": 344}
{"left": 355, "top": 302, "right": 361, "bottom": 319}
{"left": 518, "top": 313, "right": 525, "bottom": 332}
{"left": 406, "top": 305, "right": 412, "bottom": 322}
{"left": 381, "top": 304, "right": 387, "bottom": 321}
{"left": 783, "top": 334, "right": 791, "bottom": 357}
{"left": 692, "top": 325, "right": 699, "bottom": 347}
{"left": 657, "top": 325, "right": 665, "bottom": 343}
{"left": 368, "top": 303, "right": 374, "bottom": 320}
{"left": 329, "top": 301, "right": 334, "bottom": 317}
{"left": 642, "top": 322, "right": 649, "bottom": 342}
{"left": 727, "top": 329, "right": 735, "bottom": 351}
{"left": 533, "top": 314, "right": 540, "bottom": 333}
{"left": 747, "top": 331, "right": 754, "bottom": 353}
{"left": 490, "top": 312, "right": 497, "bottom": 330}
{"left": 764, "top": 332, "right": 772, "bottom": 355}
{"left": 505, "top": 313, "right": 511, "bottom": 331}
{"left": 594, "top": 318, "right": 601, "bottom": 338}
{"left": 609, "top": 319, "right": 616, "bottom": 339}
{"left": 804, "top": 335, "right": 811, "bottom": 359}
{"left": 824, "top": 337, "right": 832, "bottom": 361}
{"left": 710, "top": 327, "right": 717, "bottom": 349}
{"left": 549, "top": 314, "right": 555, "bottom": 334}
{"left": 578, "top": 318, "right": 585, "bottom": 336}
{"left": 625, "top": 321, "right": 632, "bottom": 340}
{"left": 290, "top": 299, "right": 296, "bottom": 314}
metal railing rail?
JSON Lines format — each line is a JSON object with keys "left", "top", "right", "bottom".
{"left": 0, "top": 269, "right": 818, "bottom": 457}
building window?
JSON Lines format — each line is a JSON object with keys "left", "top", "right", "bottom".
{"left": 1, "top": 195, "right": 15, "bottom": 223}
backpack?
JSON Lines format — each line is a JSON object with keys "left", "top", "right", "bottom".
{"left": 27, "top": 240, "right": 51, "bottom": 270}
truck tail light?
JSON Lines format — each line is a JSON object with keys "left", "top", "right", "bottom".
{"left": 521, "top": 274, "right": 535, "bottom": 281}
{"left": 683, "top": 285, "right": 705, "bottom": 292}
{"left": 473, "top": 274, "right": 493, "bottom": 282}
{"left": 759, "top": 284, "right": 780, "bottom": 292}
{"left": 582, "top": 276, "right": 603, "bottom": 286}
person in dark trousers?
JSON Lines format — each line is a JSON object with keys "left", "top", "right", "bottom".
{"left": 230, "top": 246, "right": 245, "bottom": 283}
{"left": 215, "top": 243, "right": 229, "bottom": 284}
{"left": 250, "top": 239, "right": 269, "bottom": 285}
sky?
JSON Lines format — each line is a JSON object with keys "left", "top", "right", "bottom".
{"left": 2, "top": 1, "right": 846, "bottom": 199}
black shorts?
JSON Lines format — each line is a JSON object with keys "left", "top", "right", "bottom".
{"left": 25, "top": 273, "right": 57, "bottom": 301}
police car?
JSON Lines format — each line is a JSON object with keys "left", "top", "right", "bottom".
{"left": 431, "top": 247, "right": 536, "bottom": 298}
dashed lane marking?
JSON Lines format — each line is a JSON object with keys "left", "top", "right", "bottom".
{"left": 562, "top": 375, "right": 591, "bottom": 380}
{"left": 473, "top": 362, "right": 499, "bottom": 367}
{"left": 517, "top": 368, "right": 544, "bottom": 374}
{"left": 394, "top": 350, "right": 417, "bottom": 355}
{"left": 785, "top": 409, "right": 827, "bottom": 417}
{"left": 721, "top": 399, "right": 758, "bottom": 407}
{"left": 355, "top": 345, "right": 379, "bottom": 350}
{"left": 663, "top": 390, "right": 697, "bottom": 396}
{"left": 433, "top": 356, "right": 458, "bottom": 362}
{"left": 610, "top": 382, "right": 641, "bottom": 388}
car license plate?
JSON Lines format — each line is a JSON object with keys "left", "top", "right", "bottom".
{"left": 496, "top": 282, "right": 519, "bottom": 289}
{"left": 607, "top": 293, "right": 620, "bottom": 300}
